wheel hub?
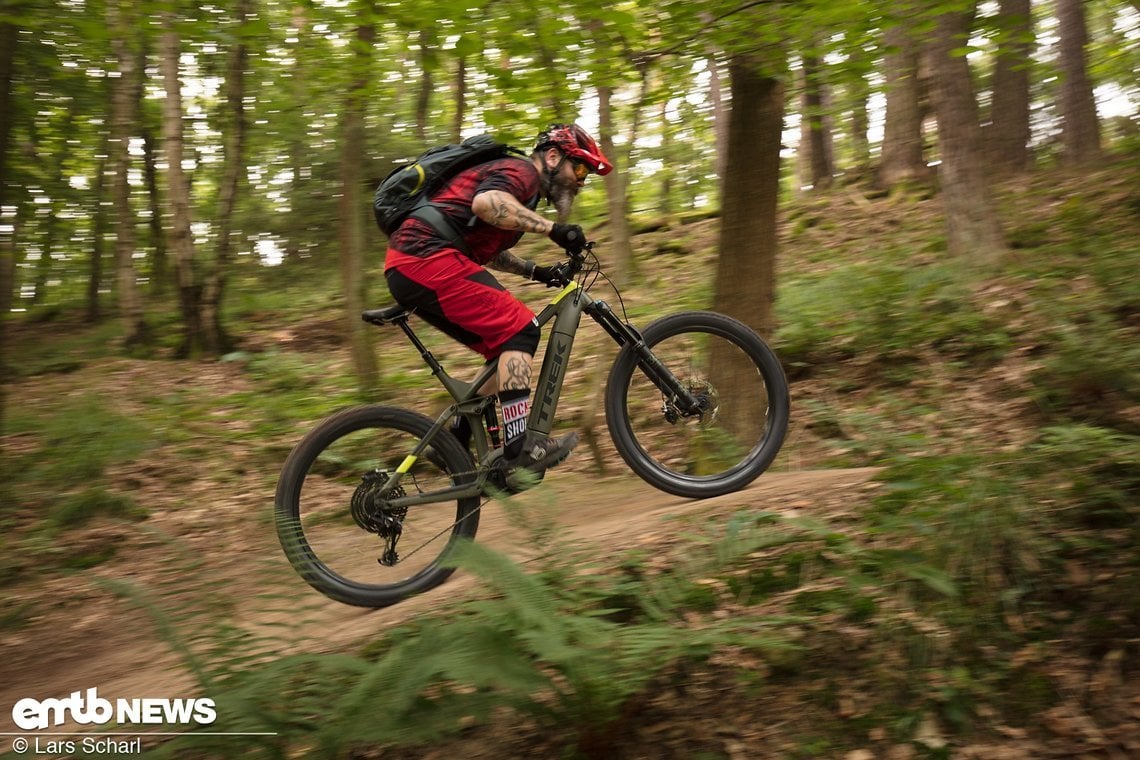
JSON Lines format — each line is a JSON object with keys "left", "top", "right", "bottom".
{"left": 663, "top": 380, "right": 719, "bottom": 426}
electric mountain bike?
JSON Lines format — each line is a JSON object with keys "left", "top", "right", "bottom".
{"left": 275, "top": 243, "right": 789, "bottom": 607}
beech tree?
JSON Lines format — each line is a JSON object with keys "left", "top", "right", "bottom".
{"left": 988, "top": 0, "right": 1033, "bottom": 173}
{"left": 160, "top": 9, "right": 201, "bottom": 356}
{"left": 880, "top": 9, "right": 930, "bottom": 188}
{"left": 924, "top": 5, "right": 1006, "bottom": 264}
{"left": 798, "top": 48, "right": 835, "bottom": 191}
{"left": 1056, "top": 0, "right": 1102, "bottom": 164}
{"left": 340, "top": 1, "right": 380, "bottom": 390}
{"left": 200, "top": 0, "right": 254, "bottom": 355}
{"left": 108, "top": 0, "right": 148, "bottom": 348}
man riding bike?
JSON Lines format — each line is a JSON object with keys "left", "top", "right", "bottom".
{"left": 383, "top": 123, "right": 612, "bottom": 479}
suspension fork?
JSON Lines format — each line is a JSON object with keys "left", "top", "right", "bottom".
{"left": 586, "top": 300, "right": 703, "bottom": 416}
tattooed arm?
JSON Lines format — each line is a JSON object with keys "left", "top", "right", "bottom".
{"left": 474, "top": 189, "right": 550, "bottom": 278}
{"left": 471, "top": 190, "right": 553, "bottom": 235}
{"left": 488, "top": 249, "right": 532, "bottom": 277}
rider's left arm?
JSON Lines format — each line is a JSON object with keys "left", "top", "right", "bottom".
{"left": 488, "top": 250, "right": 534, "bottom": 278}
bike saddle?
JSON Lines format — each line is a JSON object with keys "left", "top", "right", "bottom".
{"left": 362, "top": 305, "right": 410, "bottom": 325}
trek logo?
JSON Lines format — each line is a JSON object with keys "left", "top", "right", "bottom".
{"left": 537, "top": 339, "right": 568, "bottom": 425}
{"left": 11, "top": 688, "right": 217, "bottom": 730}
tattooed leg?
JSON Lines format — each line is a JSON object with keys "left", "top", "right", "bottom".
{"left": 497, "top": 350, "right": 533, "bottom": 392}
{"left": 496, "top": 350, "right": 535, "bottom": 458}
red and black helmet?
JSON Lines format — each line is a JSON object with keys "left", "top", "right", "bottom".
{"left": 535, "top": 123, "right": 613, "bottom": 176}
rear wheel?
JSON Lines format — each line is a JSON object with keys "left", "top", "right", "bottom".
{"left": 605, "top": 311, "right": 789, "bottom": 499}
{"left": 274, "top": 405, "right": 478, "bottom": 607}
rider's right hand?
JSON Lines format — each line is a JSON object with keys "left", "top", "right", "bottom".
{"left": 549, "top": 222, "right": 586, "bottom": 253}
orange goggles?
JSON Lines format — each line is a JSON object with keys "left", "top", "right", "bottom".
{"left": 570, "top": 159, "right": 590, "bottom": 181}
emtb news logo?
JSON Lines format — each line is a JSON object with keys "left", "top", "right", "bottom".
{"left": 11, "top": 688, "right": 216, "bottom": 730}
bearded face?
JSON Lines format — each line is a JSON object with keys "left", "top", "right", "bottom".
{"left": 547, "top": 166, "right": 581, "bottom": 221}
{"left": 536, "top": 150, "right": 582, "bottom": 222}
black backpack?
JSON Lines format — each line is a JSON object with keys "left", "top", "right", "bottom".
{"left": 373, "top": 135, "right": 525, "bottom": 249}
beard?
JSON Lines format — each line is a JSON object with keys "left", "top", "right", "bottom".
{"left": 546, "top": 170, "right": 580, "bottom": 222}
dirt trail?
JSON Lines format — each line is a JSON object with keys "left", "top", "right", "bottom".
{"left": 0, "top": 466, "right": 877, "bottom": 735}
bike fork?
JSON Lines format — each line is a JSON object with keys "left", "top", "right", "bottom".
{"left": 588, "top": 301, "right": 704, "bottom": 416}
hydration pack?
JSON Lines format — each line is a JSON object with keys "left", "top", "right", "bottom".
{"left": 373, "top": 135, "right": 525, "bottom": 246}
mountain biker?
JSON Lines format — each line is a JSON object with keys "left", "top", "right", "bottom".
{"left": 383, "top": 123, "right": 612, "bottom": 478}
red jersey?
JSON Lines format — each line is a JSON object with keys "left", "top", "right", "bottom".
{"left": 385, "top": 156, "right": 541, "bottom": 267}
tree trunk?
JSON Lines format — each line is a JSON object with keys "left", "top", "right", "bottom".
{"left": 108, "top": 0, "right": 148, "bottom": 348}
{"left": 707, "top": 53, "right": 729, "bottom": 182}
{"left": 341, "top": 9, "right": 379, "bottom": 391}
{"left": 880, "top": 14, "right": 929, "bottom": 188}
{"left": 659, "top": 98, "right": 674, "bottom": 217}
{"left": 799, "top": 51, "right": 834, "bottom": 191}
{"left": 1056, "top": 0, "right": 1101, "bottom": 164}
{"left": 88, "top": 149, "right": 107, "bottom": 322}
{"left": 0, "top": 11, "right": 17, "bottom": 410}
{"left": 142, "top": 125, "right": 168, "bottom": 295}
{"left": 160, "top": 12, "right": 203, "bottom": 357}
{"left": 286, "top": 1, "right": 309, "bottom": 263}
{"left": 452, "top": 56, "right": 466, "bottom": 143}
{"left": 201, "top": 0, "right": 253, "bottom": 356}
{"left": 988, "top": 0, "right": 1033, "bottom": 173}
{"left": 597, "top": 84, "right": 636, "bottom": 287}
{"left": 925, "top": 7, "right": 1006, "bottom": 264}
{"left": 712, "top": 55, "right": 784, "bottom": 440}
{"left": 0, "top": 13, "right": 15, "bottom": 200}
{"left": 715, "top": 57, "right": 782, "bottom": 336}
{"left": 415, "top": 30, "right": 434, "bottom": 141}
{"left": 848, "top": 72, "right": 872, "bottom": 171}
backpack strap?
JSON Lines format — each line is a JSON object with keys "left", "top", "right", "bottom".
{"left": 408, "top": 203, "right": 471, "bottom": 256}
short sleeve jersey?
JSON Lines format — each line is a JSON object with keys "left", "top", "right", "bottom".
{"left": 386, "top": 157, "right": 541, "bottom": 267}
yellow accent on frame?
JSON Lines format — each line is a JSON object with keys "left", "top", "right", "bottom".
{"left": 550, "top": 282, "right": 581, "bottom": 305}
{"left": 396, "top": 455, "right": 418, "bottom": 474}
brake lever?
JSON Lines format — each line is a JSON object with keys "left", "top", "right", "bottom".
{"left": 558, "top": 241, "right": 594, "bottom": 286}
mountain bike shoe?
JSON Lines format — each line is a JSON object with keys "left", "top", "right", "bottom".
{"left": 503, "top": 431, "right": 580, "bottom": 490}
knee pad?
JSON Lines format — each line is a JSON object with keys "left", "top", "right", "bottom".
{"left": 499, "top": 320, "right": 540, "bottom": 355}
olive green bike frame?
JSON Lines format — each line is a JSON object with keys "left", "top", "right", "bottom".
{"left": 377, "top": 280, "right": 701, "bottom": 509}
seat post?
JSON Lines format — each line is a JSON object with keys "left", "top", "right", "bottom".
{"left": 395, "top": 318, "right": 445, "bottom": 376}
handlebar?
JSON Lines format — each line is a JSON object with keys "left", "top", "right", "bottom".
{"left": 560, "top": 241, "right": 594, "bottom": 284}
{"left": 544, "top": 240, "right": 592, "bottom": 288}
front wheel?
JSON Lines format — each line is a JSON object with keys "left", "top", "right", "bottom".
{"left": 275, "top": 405, "right": 479, "bottom": 607}
{"left": 605, "top": 311, "right": 789, "bottom": 499}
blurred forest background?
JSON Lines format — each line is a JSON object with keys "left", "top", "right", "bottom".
{"left": 1, "top": 0, "right": 1138, "bottom": 758}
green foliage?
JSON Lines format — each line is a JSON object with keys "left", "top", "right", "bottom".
{"left": 49, "top": 487, "right": 146, "bottom": 530}
{"left": 777, "top": 260, "right": 1011, "bottom": 375}
{"left": 1029, "top": 310, "right": 1140, "bottom": 429}
{"left": 5, "top": 392, "right": 158, "bottom": 497}
{"left": 867, "top": 453, "right": 1046, "bottom": 621}
{"left": 1030, "top": 425, "right": 1140, "bottom": 528}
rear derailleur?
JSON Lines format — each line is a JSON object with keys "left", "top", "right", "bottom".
{"left": 351, "top": 469, "right": 407, "bottom": 567}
